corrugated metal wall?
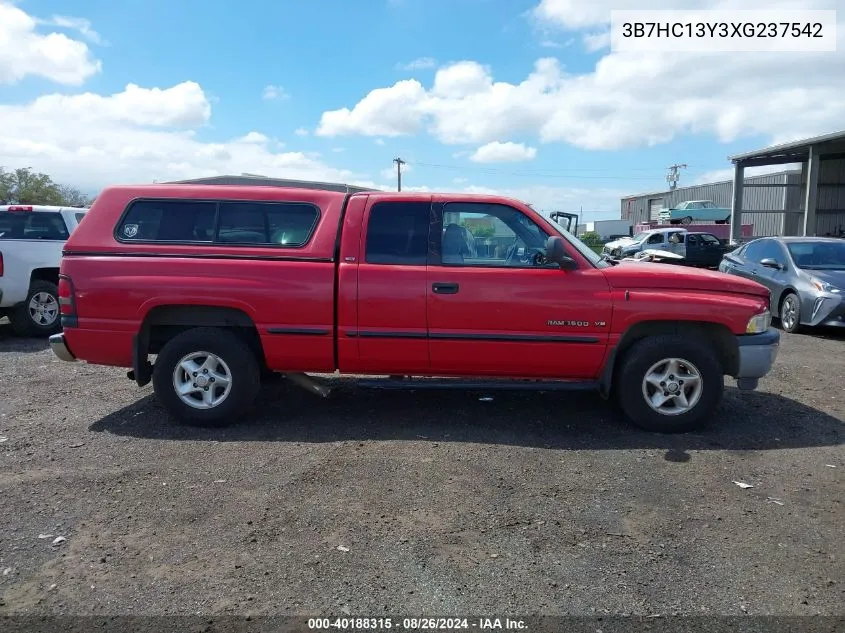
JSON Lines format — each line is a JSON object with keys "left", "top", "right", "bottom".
{"left": 815, "top": 158, "right": 845, "bottom": 236}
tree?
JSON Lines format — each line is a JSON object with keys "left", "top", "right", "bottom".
{"left": 580, "top": 231, "right": 603, "bottom": 247}
{"left": 0, "top": 166, "right": 90, "bottom": 206}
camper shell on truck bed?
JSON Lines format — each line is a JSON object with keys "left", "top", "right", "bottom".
{"left": 50, "top": 181, "right": 779, "bottom": 433}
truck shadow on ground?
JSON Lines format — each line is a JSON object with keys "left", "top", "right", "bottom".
{"left": 89, "top": 381, "right": 844, "bottom": 453}
{"left": 0, "top": 322, "right": 50, "bottom": 353}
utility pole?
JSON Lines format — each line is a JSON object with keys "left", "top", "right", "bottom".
{"left": 393, "top": 157, "right": 405, "bottom": 191}
{"left": 666, "top": 163, "right": 687, "bottom": 190}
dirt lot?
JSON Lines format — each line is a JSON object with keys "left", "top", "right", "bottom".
{"left": 0, "top": 321, "right": 843, "bottom": 620}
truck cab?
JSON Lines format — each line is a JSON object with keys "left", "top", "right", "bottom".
{"left": 0, "top": 204, "right": 87, "bottom": 335}
{"left": 49, "top": 183, "right": 778, "bottom": 434}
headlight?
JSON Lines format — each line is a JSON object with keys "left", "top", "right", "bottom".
{"left": 746, "top": 310, "right": 771, "bottom": 334}
{"left": 810, "top": 278, "right": 841, "bottom": 293}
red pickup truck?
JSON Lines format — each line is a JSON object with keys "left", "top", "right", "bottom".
{"left": 49, "top": 182, "right": 779, "bottom": 433}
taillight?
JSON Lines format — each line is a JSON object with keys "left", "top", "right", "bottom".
{"left": 58, "top": 275, "right": 76, "bottom": 317}
{"left": 7, "top": 205, "right": 33, "bottom": 212}
{"left": 0, "top": 252, "right": 3, "bottom": 277}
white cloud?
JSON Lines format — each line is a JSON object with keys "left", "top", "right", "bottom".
{"left": 470, "top": 141, "right": 537, "bottom": 163}
{"left": 0, "top": 82, "right": 377, "bottom": 193}
{"left": 375, "top": 138, "right": 385, "bottom": 145}
{"left": 582, "top": 30, "right": 610, "bottom": 51}
{"left": 397, "top": 57, "right": 437, "bottom": 71}
{"left": 460, "top": 183, "right": 625, "bottom": 218}
{"left": 294, "top": 127, "right": 309, "bottom": 137}
{"left": 0, "top": 1, "right": 101, "bottom": 85}
{"left": 262, "top": 84, "right": 289, "bottom": 100}
{"left": 37, "top": 15, "right": 103, "bottom": 45}
{"left": 316, "top": 0, "right": 845, "bottom": 151}
{"left": 29, "top": 81, "right": 211, "bottom": 127}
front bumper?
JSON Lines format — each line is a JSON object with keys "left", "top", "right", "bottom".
{"left": 49, "top": 333, "right": 77, "bottom": 362}
{"left": 733, "top": 328, "right": 780, "bottom": 390}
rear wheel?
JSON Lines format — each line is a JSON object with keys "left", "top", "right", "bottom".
{"left": 779, "top": 292, "right": 802, "bottom": 333}
{"left": 152, "top": 327, "right": 260, "bottom": 427}
{"left": 615, "top": 335, "right": 724, "bottom": 433}
{"left": 9, "top": 281, "right": 61, "bottom": 337}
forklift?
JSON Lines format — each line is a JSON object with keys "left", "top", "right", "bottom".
{"left": 548, "top": 211, "right": 580, "bottom": 234}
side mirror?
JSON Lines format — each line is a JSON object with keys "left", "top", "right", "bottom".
{"left": 760, "top": 258, "right": 782, "bottom": 270}
{"left": 546, "top": 236, "right": 577, "bottom": 270}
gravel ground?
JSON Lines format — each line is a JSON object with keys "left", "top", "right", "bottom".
{"left": 0, "top": 320, "right": 843, "bottom": 620}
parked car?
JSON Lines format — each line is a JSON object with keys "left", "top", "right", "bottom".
{"left": 49, "top": 183, "right": 778, "bottom": 433}
{"left": 659, "top": 200, "right": 732, "bottom": 225}
{"left": 665, "top": 231, "right": 729, "bottom": 269}
{"left": 719, "top": 236, "right": 844, "bottom": 333}
{"left": 0, "top": 204, "right": 87, "bottom": 336}
{"left": 602, "top": 227, "right": 688, "bottom": 259}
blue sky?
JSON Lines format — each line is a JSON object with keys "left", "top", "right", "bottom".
{"left": 1, "top": 0, "right": 842, "bottom": 220}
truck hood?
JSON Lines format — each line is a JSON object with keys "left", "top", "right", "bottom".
{"left": 605, "top": 236, "right": 637, "bottom": 249}
{"left": 602, "top": 262, "right": 770, "bottom": 298}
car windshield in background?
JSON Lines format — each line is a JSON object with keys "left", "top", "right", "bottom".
{"left": 631, "top": 232, "right": 649, "bottom": 242}
{"left": 787, "top": 240, "right": 845, "bottom": 270}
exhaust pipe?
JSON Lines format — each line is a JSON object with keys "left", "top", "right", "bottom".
{"left": 286, "top": 373, "right": 332, "bottom": 398}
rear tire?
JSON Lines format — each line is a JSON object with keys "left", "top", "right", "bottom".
{"left": 152, "top": 327, "right": 260, "bottom": 427}
{"left": 9, "top": 281, "right": 61, "bottom": 337}
{"left": 615, "top": 335, "right": 724, "bottom": 433}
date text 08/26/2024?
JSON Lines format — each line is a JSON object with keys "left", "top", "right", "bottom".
{"left": 307, "top": 617, "right": 527, "bottom": 630}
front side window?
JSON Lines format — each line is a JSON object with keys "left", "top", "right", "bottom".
{"left": 647, "top": 233, "right": 663, "bottom": 244}
{"left": 742, "top": 239, "right": 767, "bottom": 262}
{"left": 364, "top": 201, "right": 431, "bottom": 265}
{"left": 440, "top": 202, "right": 550, "bottom": 267}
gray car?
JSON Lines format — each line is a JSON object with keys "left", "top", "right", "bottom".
{"left": 718, "top": 236, "right": 845, "bottom": 332}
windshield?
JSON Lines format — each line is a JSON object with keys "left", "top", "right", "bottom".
{"left": 630, "top": 232, "right": 649, "bottom": 242}
{"left": 787, "top": 241, "right": 845, "bottom": 270}
{"left": 546, "top": 219, "right": 610, "bottom": 268}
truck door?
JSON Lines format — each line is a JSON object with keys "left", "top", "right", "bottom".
{"left": 426, "top": 198, "right": 611, "bottom": 379}
{"left": 347, "top": 196, "right": 433, "bottom": 374}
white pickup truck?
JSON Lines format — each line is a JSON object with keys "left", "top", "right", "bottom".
{"left": 0, "top": 204, "right": 87, "bottom": 336}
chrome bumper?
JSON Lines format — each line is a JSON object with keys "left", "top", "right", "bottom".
{"left": 734, "top": 328, "right": 780, "bottom": 390}
{"left": 49, "top": 333, "right": 77, "bottom": 362}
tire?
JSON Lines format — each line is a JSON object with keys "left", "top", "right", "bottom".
{"left": 152, "top": 327, "right": 260, "bottom": 427}
{"left": 680, "top": 216, "right": 693, "bottom": 225}
{"left": 779, "top": 292, "right": 802, "bottom": 333}
{"left": 9, "top": 281, "right": 61, "bottom": 337}
{"left": 614, "top": 335, "right": 724, "bottom": 433}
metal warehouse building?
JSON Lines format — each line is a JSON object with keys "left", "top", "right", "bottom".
{"left": 622, "top": 129, "right": 845, "bottom": 239}
{"left": 621, "top": 169, "right": 803, "bottom": 237}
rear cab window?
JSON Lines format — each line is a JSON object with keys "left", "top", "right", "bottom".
{"left": 364, "top": 201, "right": 431, "bottom": 265}
{"left": 0, "top": 210, "right": 70, "bottom": 240}
{"left": 116, "top": 199, "right": 320, "bottom": 246}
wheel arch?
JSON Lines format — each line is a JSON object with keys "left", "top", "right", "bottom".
{"left": 133, "top": 304, "right": 265, "bottom": 387}
{"left": 599, "top": 320, "right": 738, "bottom": 398}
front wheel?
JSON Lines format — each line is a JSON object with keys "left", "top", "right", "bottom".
{"left": 779, "top": 292, "right": 802, "bottom": 333}
{"left": 152, "top": 327, "right": 260, "bottom": 427}
{"left": 680, "top": 216, "right": 693, "bottom": 225}
{"left": 615, "top": 335, "right": 724, "bottom": 433}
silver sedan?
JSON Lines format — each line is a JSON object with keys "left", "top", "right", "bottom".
{"left": 718, "top": 236, "right": 845, "bottom": 333}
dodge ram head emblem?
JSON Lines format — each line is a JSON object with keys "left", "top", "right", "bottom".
{"left": 123, "top": 224, "right": 139, "bottom": 238}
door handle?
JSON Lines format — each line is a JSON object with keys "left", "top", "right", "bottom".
{"left": 432, "top": 282, "right": 459, "bottom": 294}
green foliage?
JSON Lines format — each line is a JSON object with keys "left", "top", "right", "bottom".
{"left": 0, "top": 166, "right": 90, "bottom": 207}
{"left": 580, "top": 231, "right": 603, "bottom": 247}
{"left": 471, "top": 225, "right": 496, "bottom": 238}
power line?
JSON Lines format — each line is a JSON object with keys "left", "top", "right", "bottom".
{"left": 666, "top": 163, "right": 687, "bottom": 190}
{"left": 407, "top": 160, "right": 680, "bottom": 180}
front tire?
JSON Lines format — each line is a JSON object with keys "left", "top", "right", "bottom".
{"left": 680, "top": 216, "right": 693, "bottom": 225}
{"left": 779, "top": 292, "right": 802, "bottom": 333}
{"left": 9, "top": 281, "right": 61, "bottom": 337}
{"left": 152, "top": 327, "right": 260, "bottom": 427}
{"left": 615, "top": 335, "right": 724, "bottom": 433}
